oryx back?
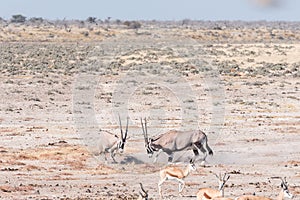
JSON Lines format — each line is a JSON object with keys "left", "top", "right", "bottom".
{"left": 152, "top": 130, "right": 207, "bottom": 152}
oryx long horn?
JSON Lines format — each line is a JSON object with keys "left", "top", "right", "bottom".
{"left": 141, "top": 118, "right": 147, "bottom": 143}
{"left": 144, "top": 118, "right": 148, "bottom": 140}
{"left": 118, "top": 114, "right": 123, "bottom": 138}
{"left": 124, "top": 116, "right": 129, "bottom": 139}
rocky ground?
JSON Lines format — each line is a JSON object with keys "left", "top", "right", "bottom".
{"left": 0, "top": 20, "right": 299, "bottom": 199}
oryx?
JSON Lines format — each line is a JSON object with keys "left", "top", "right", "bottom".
{"left": 141, "top": 118, "right": 213, "bottom": 163}
{"left": 99, "top": 116, "right": 129, "bottom": 163}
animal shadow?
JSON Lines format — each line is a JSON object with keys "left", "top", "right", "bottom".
{"left": 120, "top": 156, "right": 145, "bottom": 164}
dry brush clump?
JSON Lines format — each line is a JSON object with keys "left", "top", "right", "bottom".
{"left": 86, "top": 16, "right": 97, "bottom": 24}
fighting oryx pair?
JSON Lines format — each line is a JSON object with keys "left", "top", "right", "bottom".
{"left": 99, "top": 116, "right": 213, "bottom": 164}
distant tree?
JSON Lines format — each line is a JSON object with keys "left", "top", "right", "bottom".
{"left": 29, "top": 17, "right": 44, "bottom": 24}
{"left": 11, "top": 14, "right": 26, "bottom": 23}
{"left": 115, "top": 19, "right": 122, "bottom": 25}
{"left": 0, "top": 17, "right": 5, "bottom": 23}
{"left": 124, "top": 21, "right": 142, "bottom": 30}
{"left": 86, "top": 17, "right": 97, "bottom": 24}
{"left": 123, "top": 21, "right": 130, "bottom": 27}
{"left": 105, "top": 17, "right": 111, "bottom": 29}
{"left": 78, "top": 20, "right": 85, "bottom": 28}
{"left": 104, "top": 17, "right": 111, "bottom": 24}
{"left": 182, "top": 18, "right": 191, "bottom": 26}
{"left": 64, "top": 23, "right": 71, "bottom": 32}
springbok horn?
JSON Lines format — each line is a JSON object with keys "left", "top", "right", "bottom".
{"left": 139, "top": 183, "right": 148, "bottom": 196}
{"left": 271, "top": 176, "right": 288, "bottom": 188}
{"left": 282, "top": 177, "right": 288, "bottom": 187}
{"left": 223, "top": 173, "right": 230, "bottom": 181}
{"left": 278, "top": 177, "right": 286, "bottom": 184}
{"left": 212, "top": 172, "right": 219, "bottom": 179}
{"left": 223, "top": 173, "right": 226, "bottom": 180}
{"left": 225, "top": 174, "right": 230, "bottom": 181}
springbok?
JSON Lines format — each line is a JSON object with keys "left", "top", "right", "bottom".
{"left": 158, "top": 159, "right": 196, "bottom": 198}
{"left": 235, "top": 177, "right": 293, "bottom": 200}
{"left": 197, "top": 172, "right": 232, "bottom": 200}
{"left": 141, "top": 118, "right": 213, "bottom": 163}
{"left": 137, "top": 183, "right": 148, "bottom": 200}
{"left": 99, "top": 116, "right": 128, "bottom": 163}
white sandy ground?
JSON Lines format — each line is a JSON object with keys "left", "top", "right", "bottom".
{"left": 0, "top": 24, "right": 299, "bottom": 199}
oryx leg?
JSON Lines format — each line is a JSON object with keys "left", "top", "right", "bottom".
{"left": 193, "top": 143, "right": 207, "bottom": 165}
{"left": 192, "top": 149, "right": 200, "bottom": 161}
{"left": 101, "top": 152, "right": 109, "bottom": 164}
{"left": 108, "top": 149, "right": 117, "bottom": 163}
{"left": 103, "top": 152, "right": 108, "bottom": 162}
{"left": 199, "top": 146, "right": 208, "bottom": 161}
{"left": 153, "top": 149, "right": 163, "bottom": 163}
{"left": 110, "top": 152, "right": 117, "bottom": 163}
{"left": 167, "top": 152, "right": 174, "bottom": 163}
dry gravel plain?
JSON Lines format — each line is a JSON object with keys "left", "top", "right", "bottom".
{"left": 0, "top": 20, "right": 299, "bottom": 199}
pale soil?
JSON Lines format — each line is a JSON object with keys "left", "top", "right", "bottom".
{"left": 0, "top": 21, "right": 299, "bottom": 199}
